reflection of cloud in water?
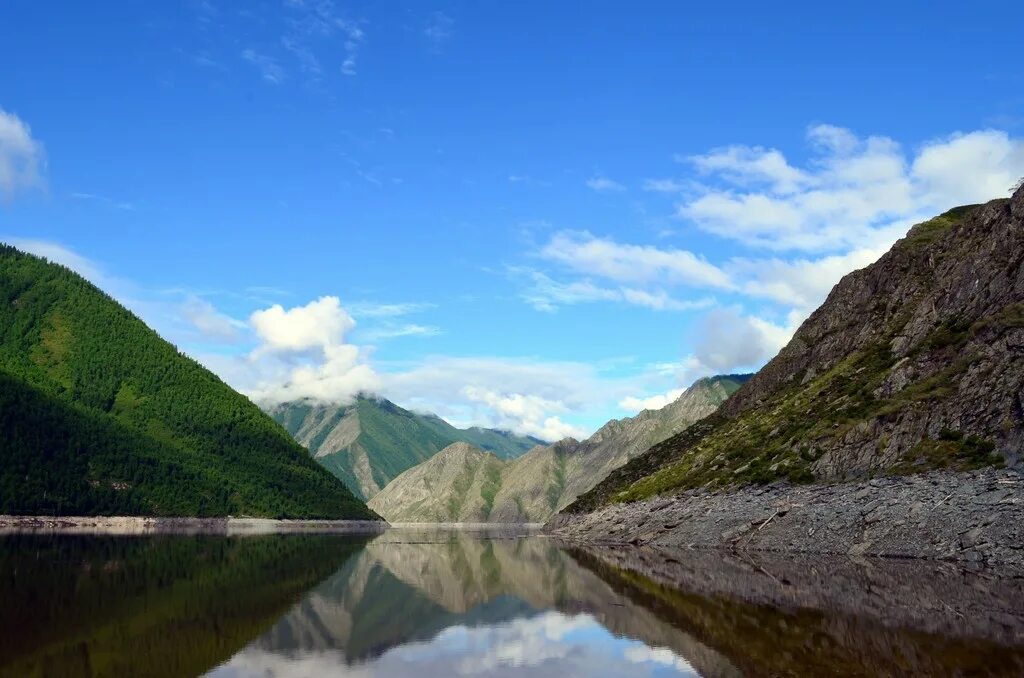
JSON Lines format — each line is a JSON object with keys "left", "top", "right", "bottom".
{"left": 209, "top": 611, "right": 698, "bottom": 677}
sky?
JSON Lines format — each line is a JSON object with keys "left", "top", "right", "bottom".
{"left": 2, "top": 1, "right": 1023, "bottom": 440}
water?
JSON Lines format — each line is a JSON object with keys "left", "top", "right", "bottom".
{"left": 2, "top": 530, "right": 1023, "bottom": 677}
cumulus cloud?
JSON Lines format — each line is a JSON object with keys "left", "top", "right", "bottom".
{"left": 238, "top": 296, "right": 380, "bottom": 403}
{"left": 461, "top": 388, "right": 584, "bottom": 440}
{"left": 250, "top": 296, "right": 354, "bottom": 353}
{"left": 692, "top": 307, "right": 800, "bottom": 375}
{"left": 678, "top": 125, "right": 1024, "bottom": 252}
{"left": 912, "top": 129, "right": 1024, "bottom": 206}
{"left": 0, "top": 108, "right": 45, "bottom": 200}
{"left": 585, "top": 176, "right": 625, "bottom": 192}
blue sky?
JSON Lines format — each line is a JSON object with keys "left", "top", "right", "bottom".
{"left": 2, "top": 1, "right": 1023, "bottom": 439}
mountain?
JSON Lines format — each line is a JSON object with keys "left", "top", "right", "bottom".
{"left": 563, "top": 189, "right": 1024, "bottom": 518}
{"left": 0, "top": 245, "right": 376, "bottom": 520}
{"left": 367, "top": 375, "right": 748, "bottom": 522}
{"left": 267, "top": 395, "right": 544, "bottom": 500}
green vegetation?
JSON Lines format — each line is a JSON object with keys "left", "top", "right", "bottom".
{"left": 0, "top": 245, "right": 376, "bottom": 519}
{"left": 566, "top": 203, "right": 1017, "bottom": 512}
{"left": 890, "top": 429, "right": 1002, "bottom": 474}
{"left": 271, "top": 395, "right": 542, "bottom": 499}
{"left": 479, "top": 458, "right": 503, "bottom": 520}
{"left": 898, "top": 204, "right": 979, "bottom": 249}
{"left": 546, "top": 449, "right": 568, "bottom": 513}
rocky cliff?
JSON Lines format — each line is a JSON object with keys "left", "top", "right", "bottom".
{"left": 550, "top": 187, "right": 1024, "bottom": 563}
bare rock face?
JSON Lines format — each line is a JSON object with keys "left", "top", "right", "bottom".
{"left": 567, "top": 189, "right": 1024, "bottom": 519}
{"left": 369, "top": 376, "right": 747, "bottom": 523}
{"left": 367, "top": 442, "right": 505, "bottom": 522}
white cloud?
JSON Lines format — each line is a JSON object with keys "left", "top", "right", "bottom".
{"left": 586, "top": 176, "right": 626, "bottom": 192}
{"left": 348, "top": 301, "right": 435, "bottom": 318}
{"left": 515, "top": 269, "right": 714, "bottom": 313}
{"left": 539, "top": 232, "right": 732, "bottom": 290}
{"left": 685, "top": 144, "right": 809, "bottom": 194}
{"left": 180, "top": 296, "right": 245, "bottom": 342}
{"left": 381, "top": 356, "right": 640, "bottom": 440}
{"left": 618, "top": 388, "right": 684, "bottom": 413}
{"left": 361, "top": 323, "right": 441, "bottom": 340}
{"left": 728, "top": 245, "right": 889, "bottom": 311}
{"left": 678, "top": 125, "right": 1024, "bottom": 252}
{"left": 692, "top": 307, "right": 800, "bottom": 375}
{"left": 5, "top": 238, "right": 103, "bottom": 282}
{"left": 912, "top": 129, "right": 1024, "bottom": 206}
{"left": 282, "top": 0, "right": 364, "bottom": 77}
{"left": 235, "top": 296, "right": 381, "bottom": 403}
{"left": 250, "top": 296, "right": 353, "bottom": 353}
{"left": 461, "top": 387, "right": 584, "bottom": 440}
{"left": 0, "top": 108, "right": 45, "bottom": 200}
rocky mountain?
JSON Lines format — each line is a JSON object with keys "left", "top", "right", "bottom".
{"left": 552, "top": 188, "right": 1024, "bottom": 559}
{"left": 368, "top": 375, "right": 748, "bottom": 522}
{"left": 0, "top": 245, "right": 377, "bottom": 520}
{"left": 267, "top": 395, "right": 544, "bottom": 500}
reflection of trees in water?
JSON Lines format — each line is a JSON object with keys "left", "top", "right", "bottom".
{"left": 0, "top": 534, "right": 367, "bottom": 677}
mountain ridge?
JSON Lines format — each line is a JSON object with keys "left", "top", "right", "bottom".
{"left": 368, "top": 374, "right": 749, "bottom": 522}
{"left": 267, "top": 395, "right": 544, "bottom": 500}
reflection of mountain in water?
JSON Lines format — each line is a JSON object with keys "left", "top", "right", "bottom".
{"left": 240, "top": 532, "right": 1024, "bottom": 677}
{"left": 249, "top": 533, "right": 742, "bottom": 676}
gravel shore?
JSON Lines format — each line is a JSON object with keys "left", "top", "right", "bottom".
{"left": 0, "top": 515, "right": 387, "bottom": 536}
{"left": 547, "top": 468, "right": 1024, "bottom": 570}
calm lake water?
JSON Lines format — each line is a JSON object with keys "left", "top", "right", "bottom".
{"left": 2, "top": 530, "right": 1023, "bottom": 677}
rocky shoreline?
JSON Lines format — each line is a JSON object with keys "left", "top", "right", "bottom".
{"left": 546, "top": 467, "right": 1024, "bottom": 570}
{"left": 0, "top": 515, "right": 387, "bottom": 536}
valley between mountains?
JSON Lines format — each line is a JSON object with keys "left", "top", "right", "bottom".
{"left": 2, "top": 187, "right": 1023, "bottom": 564}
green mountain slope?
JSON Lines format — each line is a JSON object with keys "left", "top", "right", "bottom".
{"left": 0, "top": 245, "right": 376, "bottom": 519}
{"left": 368, "top": 375, "right": 747, "bottom": 522}
{"left": 566, "top": 190, "right": 1024, "bottom": 514}
{"left": 268, "top": 395, "right": 544, "bottom": 500}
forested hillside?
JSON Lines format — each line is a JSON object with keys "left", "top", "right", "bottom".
{"left": 0, "top": 245, "right": 377, "bottom": 519}
{"left": 269, "top": 395, "right": 543, "bottom": 500}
